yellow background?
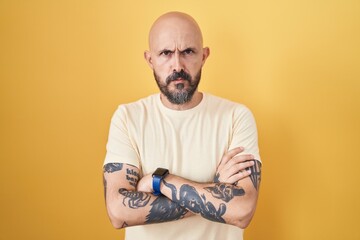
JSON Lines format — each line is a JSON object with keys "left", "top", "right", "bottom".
{"left": 1, "top": 1, "right": 359, "bottom": 239}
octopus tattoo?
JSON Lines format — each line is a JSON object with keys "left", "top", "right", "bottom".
{"left": 164, "top": 181, "right": 227, "bottom": 223}
{"left": 145, "top": 196, "right": 188, "bottom": 223}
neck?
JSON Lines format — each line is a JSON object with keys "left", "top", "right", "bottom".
{"left": 160, "top": 91, "right": 203, "bottom": 110}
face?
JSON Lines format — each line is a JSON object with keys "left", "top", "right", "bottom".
{"left": 145, "top": 14, "right": 209, "bottom": 105}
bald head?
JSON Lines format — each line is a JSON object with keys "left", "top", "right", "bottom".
{"left": 144, "top": 12, "right": 210, "bottom": 109}
{"left": 148, "top": 12, "right": 204, "bottom": 51}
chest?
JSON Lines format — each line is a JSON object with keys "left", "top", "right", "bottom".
{"left": 129, "top": 112, "right": 233, "bottom": 182}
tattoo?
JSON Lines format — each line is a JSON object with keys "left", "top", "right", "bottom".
{"left": 164, "top": 180, "right": 226, "bottom": 223}
{"left": 119, "top": 188, "right": 151, "bottom": 209}
{"left": 103, "top": 175, "right": 107, "bottom": 199}
{"left": 204, "top": 183, "right": 245, "bottom": 202}
{"left": 103, "top": 163, "right": 124, "bottom": 199}
{"left": 103, "top": 163, "right": 123, "bottom": 173}
{"left": 245, "top": 160, "right": 262, "bottom": 190}
{"left": 121, "top": 221, "right": 128, "bottom": 228}
{"left": 213, "top": 173, "right": 220, "bottom": 183}
{"left": 126, "top": 168, "right": 140, "bottom": 187}
{"left": 145, "top": 196, "right": 188, "bottom": 223}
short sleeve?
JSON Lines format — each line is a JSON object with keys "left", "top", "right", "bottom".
{"left": 229, "top": 105, "right": 261, "bottom": 162}
{"left": 103, "top": 106, "right": 140, "bottom": 168}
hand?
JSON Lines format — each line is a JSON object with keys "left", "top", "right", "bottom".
{"left": 214, "top": 147, "right": 255, "bottom": 185}
{"left": 136, "top": 174, "right": 153, "bottom": 192}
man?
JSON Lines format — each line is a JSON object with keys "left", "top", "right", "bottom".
{"left": 103, "top": 11, "right": 262, "bottom": 240}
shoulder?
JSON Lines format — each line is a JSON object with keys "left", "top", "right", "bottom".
{"left": 114, "top": 94, "right": 159, "bottom": 114}
{"left": 110, "top": 94, "right": 159, "bottom": 124}
{"left": 204, "top": 93, "right": 252, "bottom": 115}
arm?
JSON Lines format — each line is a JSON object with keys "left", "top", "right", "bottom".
{"left": 103, "top": 162, "right": 193, "bottom": 229}
{"left": 138, "top": 161, "right": 261, "bottom": 229}
{"left": 103, "top": 148, "right": 255, "bottom": 229}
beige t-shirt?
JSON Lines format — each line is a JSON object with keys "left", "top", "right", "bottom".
{"left": 104, "top": 93, "right": 261, "bottom": 240}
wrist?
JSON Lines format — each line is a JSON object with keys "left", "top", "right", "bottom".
{"left": 152, "top": 168, "right": 169, "bottom": 196}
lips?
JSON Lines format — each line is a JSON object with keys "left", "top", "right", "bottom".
{"left": 169, "top": 78, "right": 187, "bottom": 84}
{"left": 174, "top": 78, "right": 185, "bottom": 81}
{"left": 166, "top": 70, "right": 192, "bottom": 84}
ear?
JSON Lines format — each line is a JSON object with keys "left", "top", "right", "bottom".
{"left": 201, "top": 47, "right": 210, "bottom": 66}
{"left": 144, "top": 50, "right": 154, "bottom": 70}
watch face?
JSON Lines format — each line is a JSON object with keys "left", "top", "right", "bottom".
{"left": 153, "top": 168, "right": 169, "bottom": 177}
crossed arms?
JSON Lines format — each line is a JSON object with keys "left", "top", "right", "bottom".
{"left": 103, "top": 147, "right": 262, "bottom": 229}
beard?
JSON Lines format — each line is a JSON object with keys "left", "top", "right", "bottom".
{"left": 154, "top": 69, "right": 202, "bottom": 105}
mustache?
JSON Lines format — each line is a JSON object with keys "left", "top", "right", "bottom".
{"left": 166, "top": 70, "right": 192, "bottom": 84}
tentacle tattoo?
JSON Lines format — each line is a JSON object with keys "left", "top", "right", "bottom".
{"left": 164, "top": 180, "right": 226, "bottom": 223}
{"left": 145, "top": 196, "right": 188, "bottom": 223}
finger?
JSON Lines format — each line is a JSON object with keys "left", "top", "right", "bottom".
{"left": 224, "top": 160, "right": 254, "bottom": 177}
{"left": 223, "top": 155, "right": 254, "bottom": 173}
{"left": 218, "top": 147, "right": 245, "bottom": 168}
{"left": 227, "top": 169, "right": 252, "bottom": 184}
{"left": 232, "top": 154, "right": 255, "bottom": 164}
{"left": 238, "top": 160, "right": 255, "bottom": 171}
{"left": 215, "top": 163, "right": 243, "bottom": 183}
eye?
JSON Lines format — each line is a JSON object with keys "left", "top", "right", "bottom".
{"left": 160, "top": 50, "right": 172, "bottom": 56}
{"left": 183, "top": 49, "right": 194, "bottom": 55}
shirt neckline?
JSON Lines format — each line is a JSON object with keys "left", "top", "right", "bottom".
{"left": 156, "top": 92, "right": 207, "bottom": 117}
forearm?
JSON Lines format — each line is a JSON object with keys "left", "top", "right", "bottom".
{"left": 103, "top": 163, "right": 194, "bottom": 229}
{"left": 104, "top": 159, "right": 261, "bottom": 229}
{"left": 159, "top": 173, "right": 259, "bottom": 228}
{"left": 105, "top": 189, "right": 193, "bottom": 228}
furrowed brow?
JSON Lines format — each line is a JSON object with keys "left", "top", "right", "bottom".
{"left": 180, "top": 47, "right": 197, "bottom": 53}
{"left": 158, "top": 48, "right": 174, "bottom": 53}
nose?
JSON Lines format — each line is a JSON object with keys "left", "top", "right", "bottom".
{"left": 172, "top": 51, "right": 184, "bottom": 72}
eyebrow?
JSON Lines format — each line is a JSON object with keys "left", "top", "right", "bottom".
{"left": 158, "top": 47, "right": 197, "bottom": 54}
{"left": 181, "top": 47, "right": 197, "bottom": 53}
{"left": 158, "top": 48, "right": 173, "bottom": 53}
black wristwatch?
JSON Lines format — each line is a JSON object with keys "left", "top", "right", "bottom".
{"left": 152, "top": 168, "right": 169, "bottom": 196}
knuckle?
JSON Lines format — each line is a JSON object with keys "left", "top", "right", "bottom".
{"left": 222, "top": 155, "right": 230, "bottom": 162}
{"left": 238, "top": 170, "right": 250, "bottom": 178}
{"left": 230, "top": 147, "right": 242, "bottom": 156}
{"left": 238, "top": 171, "right": 245, "bottom": 178}
{"left": 230, "top": 159, "right": 237, "bottom": 165}
{"left": 238, "top": 162, "right": 247, "bottom": 170}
